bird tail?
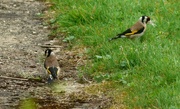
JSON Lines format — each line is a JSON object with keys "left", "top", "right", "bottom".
{"left": 47, "top": 67, "right": 58, "bottom": 79}
{"left": 109, "top": 34, "right": 122, "bottom": 41}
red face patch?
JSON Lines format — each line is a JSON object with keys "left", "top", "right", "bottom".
{"left": 146, "top": 17, "right": 150, "bottom": 23}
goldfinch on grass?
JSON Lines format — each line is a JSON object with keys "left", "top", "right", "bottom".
{"left": 44, "top": 49, "right": 60, "bottom": 83}
{"left": 109, "top": 16, "right": 155, "bottom": 40}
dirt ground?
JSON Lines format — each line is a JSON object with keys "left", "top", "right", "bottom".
{"left": 0, "top": 0, "right": 111, "bottom": 109}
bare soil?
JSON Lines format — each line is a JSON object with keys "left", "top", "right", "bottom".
{"left": 0, "top": 0, "right": 111, "bottom": 109}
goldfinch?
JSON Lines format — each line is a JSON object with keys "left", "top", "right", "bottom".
{"left": 109, "top": 16, "right": 155, "bottom": 40}
{"left": 44, "top": 49, "right": 60, "bottom": 83}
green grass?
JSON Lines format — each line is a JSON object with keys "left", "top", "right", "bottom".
{"left": 47, "top": 0, "right": 180, "bottom": 108}
{"left": 19, "top": 98, "right": 37, "bottom": 109}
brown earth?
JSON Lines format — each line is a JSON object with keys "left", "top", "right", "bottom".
{"left": 0, "top": 0, "right": 111, "bottom": 109}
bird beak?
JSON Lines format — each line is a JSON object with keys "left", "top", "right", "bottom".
{"left": 149, "top": 20, "right": 156, "bottom": 27}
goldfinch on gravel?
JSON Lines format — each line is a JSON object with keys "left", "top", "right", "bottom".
{"left": 109, "top": 16, "right": 155, "bottom": 40}
{"left": 44, "top": 49, "right": 60, "bottom": 83}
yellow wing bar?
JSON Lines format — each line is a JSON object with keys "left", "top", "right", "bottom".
{"left": 46, "top": 67, "right": 51, "bottom": 74}
{"left": 125, "top": 30, "right": 138, "bottom": 36}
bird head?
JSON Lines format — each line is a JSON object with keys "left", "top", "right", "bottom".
{"left": 139, "top": 16, "right": 150, "bottom": 24}
{"left": 45, "top": 48, "right": 53, "bottom": 57}
{"left": 139, "top": 16, "right": 156, "bottom": 26}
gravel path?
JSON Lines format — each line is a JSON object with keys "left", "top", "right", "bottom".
{"left": 0, "top": 0, "right": 50, "bottom": 108}
{"left": 0, "top": 0, "right": 48, "bottom": 77}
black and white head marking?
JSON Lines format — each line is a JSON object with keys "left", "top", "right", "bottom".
{"left": 45, "top": 49, "right": 52, "bottom": 57}
{"left": 140, "top": 16, "right": 151, "bottom": 24}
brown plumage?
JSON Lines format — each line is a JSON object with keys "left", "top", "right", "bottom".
{"left": 44, "top": 49, "right": 60, "bottom": 83}
{"left": 44, "top": 52, "right": 59, "bottom": 69}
